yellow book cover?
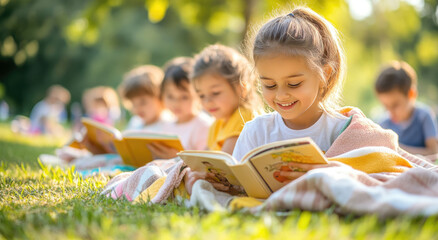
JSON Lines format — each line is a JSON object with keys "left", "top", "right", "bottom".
{"left": 81, "top": 117, "right": 184, "bottom": 167}
{"left": 178, "top": 137, "right": 327, "bottom": 199}
{"left": 66, "top": 139, "right": 84, "bottom": 149}
{"left": 120, "top": 130, "right": 184, "bottom": 167}
{"left": 81, "top": 117, "right": 120, "bottom": 154}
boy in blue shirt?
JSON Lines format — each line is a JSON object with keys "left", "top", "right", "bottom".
{"left": 375, "top": 61, "right": 438, "bottom": 156}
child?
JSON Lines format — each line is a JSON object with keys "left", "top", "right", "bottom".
{"left": 13, "top": 85, "right": 70, "bottom": 135}
{"left": 147, "top": 57, "right": 213, "bottom": 159}
{"left": 375, "top": 61, "right": 438, "bottom": 156}
{"left": 102, "top": 9, "right": 435, "bottom": 205}
{"left": 0, "top": 100, "right": 9, "bottom": 121}
{"left": 118, "top": 65, "right": 174, "bottom": 132}
{"left": 226, "top": 7, "right": 435, "bottom": 188}
{"left": 82, "top": 86, "right": 121, "bottom": 126}
{"left": 184, "top": 44, "right": 263, "bottom": 193}
{"left": 54, "top": 65, "right": 170, "bottom": 162}
{"left": 228, "top": 8, "right": 351, "bottom": 184}
{"left": 102, "top": 44, "right": 263, "bottom": 199}
{"left": 191, "top": 44, "right": 263, "bottom": 153}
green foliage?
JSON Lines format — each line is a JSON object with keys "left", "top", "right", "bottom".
{"left": 1, "top": 0, "right": 437, "bottom": 116}
{"left": 338, "top": 0, "right": 438, "bottom": 114}
{"left": 0, "top": 0, "right": 244, "bottom": 115}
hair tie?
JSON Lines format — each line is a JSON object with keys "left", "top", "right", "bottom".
{"left": 287, "top": 13, "right": 295, "bottom": 17}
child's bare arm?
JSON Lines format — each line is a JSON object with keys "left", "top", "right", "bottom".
{"left": 147, "top": 142, "right": 180, "bottom": 159}
{"left": 279, "top": 161, "right": 347, "bottom": 183}
{"left": 69, "top": 127, "right": 111, "bottom": 155}
{"left": 184, "top": 169, "right": 208, "bottom": 195}
{"left": 190, "top": 136, "right": 239, "bottom": 192}
{"left": 184, "top": 168, "right": 233, "bottom": 194}
{"left": 184, "top": 136, "right": 240, "bottom": 194}
{"left": 81, "top": 135, "right": 109, "bottom": 154}
{"left": 220, "top": 136, "right": 239, "bottom": 155}
{"left": 400, "top": 138, "right": 438, "bottom": 155}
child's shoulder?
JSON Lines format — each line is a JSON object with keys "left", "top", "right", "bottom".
{"left": 414, "top": 103, "right": 435, "bottom": 116}
{"left": 413, "top": 104, "right": 437, "bottom": 123}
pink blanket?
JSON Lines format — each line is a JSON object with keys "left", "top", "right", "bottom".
{"left": 326, "top": 107, "right": 434, "bottom": 168}
{"left": 101, "top": 107, "right": 437, "bottom": 217}
{"left": 249, "top": 166, "right": 438, "bottom": 217}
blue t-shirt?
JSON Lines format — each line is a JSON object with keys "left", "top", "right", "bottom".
{"left": 380, "top": 105, "right": 438, "bottom": 147}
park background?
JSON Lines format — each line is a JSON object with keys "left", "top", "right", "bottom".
{"left": 1, "top": 0, "right": 437, "bottom": 119}
{"left": 2, "top": 1, "right": 438, "bottom": 238}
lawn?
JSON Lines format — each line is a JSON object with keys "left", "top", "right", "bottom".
{"left": 1, "top": 122, "right": 437, "bottom": 239}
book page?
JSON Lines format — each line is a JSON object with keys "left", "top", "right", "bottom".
{"left": 178, "top": 152, "right": 241, "bottom": 186}
{"left": 229, "top": 164, "right": 271, "bottom": 199}
{"left": 249, "top": 141, "right": 327, "bottom": 192}
{"left": 241, "top": 137, "right": 319, "bottom": 162}
{"left": 122, "top": 130, "right": 179, "bottom": 139}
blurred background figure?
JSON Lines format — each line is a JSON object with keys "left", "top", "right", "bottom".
{"left": 82, "top": 86, "right": 121, "bottom": 126}
{"left": 118, "top": 65, "right": 173, "bottom": 131}
{"left": 11, "top": 85, "right": 70, "bottom": 136}
{"left": 375, "top": 61, "right": 438, "bottom": 157}
{"left": 0, "top": 100, "right": 9, "bottom": 121}
{"left": 1, "top": 0, "right": 437, "bottom": 140}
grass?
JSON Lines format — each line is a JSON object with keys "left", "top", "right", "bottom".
{"left": 1, "top": 122, "right": 438, "bottom": 239}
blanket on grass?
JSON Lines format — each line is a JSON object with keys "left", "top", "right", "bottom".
{"left": 100, "top": 107, "right": 437, "bottom": 217}
{"left": 39, "top": 152, "right": 135, "bottom": 178}
{"left": 190, "top": 165, "right": 438, "bottom": 218}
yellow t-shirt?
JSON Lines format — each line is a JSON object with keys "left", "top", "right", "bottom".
{"left": 207, "top": 108, "right": 255, "bottom": 151}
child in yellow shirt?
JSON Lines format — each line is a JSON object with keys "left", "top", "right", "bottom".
{"left": 184, "top": 44, "right": 263, "bottom": 193}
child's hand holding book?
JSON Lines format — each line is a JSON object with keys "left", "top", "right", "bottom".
{"left": 184, "top": 168, "right": 244, "bottom": 195}
{"left": 179, "top": 137, "right": 338, "bottom": 199}
{"left": 276, "top": 161, "right": 346, "bottom": 183}
{"left": 184, "top": 168, "right": 207, "bottom": 195}
{"left": 81, "top": 134, "right": 116, "bottom": 155}
{"left": 147, "top": 142, "right": 181, "bottom": 159}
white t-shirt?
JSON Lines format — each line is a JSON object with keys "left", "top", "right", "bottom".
{"left": 232, "top": 111, "right": 349, "bottom": 161}
{"left": 163, "top": 112, "right": 213, "bottom": 150}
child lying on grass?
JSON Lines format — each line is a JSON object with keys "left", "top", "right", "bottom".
{"left": 101, "top": 7, "right": 435, "bottom": 210}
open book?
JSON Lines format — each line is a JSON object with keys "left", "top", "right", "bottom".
{"left": 77, "top": 117, "right": 184, "bottom": 167}
{"left": 178, "top": 137, "right": 327, "bottom": 199}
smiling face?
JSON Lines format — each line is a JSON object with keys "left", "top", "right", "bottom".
{"left": 162, "top": 81, "right": 199, "bottom": 123}
{"left": 256, "top": 55, "right": 324, "bottom": 129}
{"left": 194, "top": 73, "right": 240, "bottom": 121}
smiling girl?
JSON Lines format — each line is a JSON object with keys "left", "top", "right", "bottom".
{"left": 232, "top": 7, "right": 350, "bottom": 182}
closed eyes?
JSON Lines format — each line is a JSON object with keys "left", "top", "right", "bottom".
{"left": 288, "top": 82, "right": 302, "bottom": 87}
{"left": 263, "top": 82, "right": 302, "bottom": 89}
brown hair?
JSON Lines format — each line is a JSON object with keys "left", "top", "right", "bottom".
{"left": 191, "top": 44, "right": 262, "bottom": 111}
{"left": 46, "top": 85, "right": 71, "bottom": 104}
{"left": 375, "top": 61, "right": 417, "bottom": 96}
{"left": 82, "top": 86, "right": 120, "bottom": 116}
{"left": 118, "top": 65, "right": 164, "bottom": 100}
{"left": 161, "top": 57, "right": 194, "bottom": 94}
{"left": 250, "top": 7, "right": 346, "bottom": 112}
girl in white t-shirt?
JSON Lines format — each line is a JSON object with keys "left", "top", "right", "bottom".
{"left": 147, "top": 57, "right": 213, "bottom": 159}
{"left": 232, "top": 7, "right": 350, "bottom": 183}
